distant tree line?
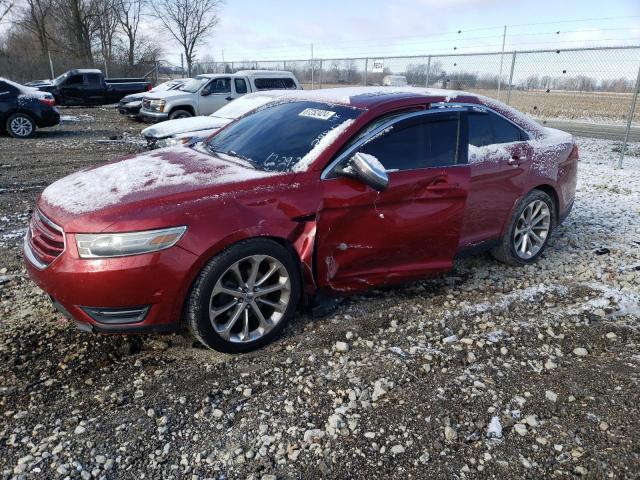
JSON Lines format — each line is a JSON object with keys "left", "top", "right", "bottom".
{"left": 0, "top": 0, "right": 224, "bottom": 82}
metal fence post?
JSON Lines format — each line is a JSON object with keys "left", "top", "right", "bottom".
{"left": 506, "top": 52, "right": 517, "bottom": 105}
{"left": 425, "top": 56, "right": 431, "bottom": 87}
{"left": 364, "top": 58, "right": 368, "bottom": 86}
{"left": 618, "top": 64, "right": 640, "bottom": 169}
{"left": 319, "top": 60, "right": 323, "bottom": 89}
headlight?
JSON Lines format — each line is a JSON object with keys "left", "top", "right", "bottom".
{"left": 76, "top": 226, "right": 186, "bottom": 258}
{"left": 148, "top": 99, "right": 166, "bottom": 112}
{"left": 165, "top": 136, "right": 193, "bottom": 146}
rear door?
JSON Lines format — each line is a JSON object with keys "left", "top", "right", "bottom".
{"left": 460, "top": 108, "right": 533, "bottom": 246}
{"left": 197, "top": 77, "right": 232, "bottom": 115}
{"left": 317, "top": 110, "right": 470, "bottom": 292}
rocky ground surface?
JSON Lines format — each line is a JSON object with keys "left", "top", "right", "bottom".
{"left": 0, "top": 109, "right": 639, "bottom": 479}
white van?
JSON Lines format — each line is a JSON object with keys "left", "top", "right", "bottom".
{"left": 140, "top": 70, "right": 301, "bottom": 122}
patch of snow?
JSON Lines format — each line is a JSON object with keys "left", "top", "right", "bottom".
{"left": 41, "top": 148, "right": 281, "bottom": 214}
{"left": 293, "top": 119, "right": 355, "bottom": 172}
{"left": 356, "top": 152, "right": 387, "bottom": 172}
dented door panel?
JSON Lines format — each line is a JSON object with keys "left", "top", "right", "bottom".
{"left": 316, "top": 166, "right": 470, "bottom": 292}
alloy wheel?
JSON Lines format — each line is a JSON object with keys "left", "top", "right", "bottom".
{"left": 10, "top": 116, "right": 33, "bottom": 137}
{"left": 209, "top": 255, "right": 291, "bottom": 343}
{"left": 513, "top": 199, "right": 551, "bottom": 259}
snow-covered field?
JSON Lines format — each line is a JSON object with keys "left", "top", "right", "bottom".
{"left": 0, "top": 108, "right": 639, "bottom": 479}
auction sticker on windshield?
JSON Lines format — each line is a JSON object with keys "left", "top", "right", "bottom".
{"left": 298, "top": 108, "right": 336, "bottom": 120}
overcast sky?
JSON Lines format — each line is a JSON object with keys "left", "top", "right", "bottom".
{"left": 155, "top": 0, "right": 640, "bottom": 64}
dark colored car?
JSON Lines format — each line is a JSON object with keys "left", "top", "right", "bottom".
{"left": 33, "top": 69, "right": 152, "bottom": 106}
{"left": 117, "top": 79, "right": 188, "bottom": 120}
{"left": 0, "top": 77, "right": 59, "bottom": 138}
{"left": 25, "top": 87, "right": 578, "bottom": 353}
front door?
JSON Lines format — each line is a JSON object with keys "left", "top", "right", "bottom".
{"left": 197, "top": 77, "right": 233, "bottom": 115}
{"left": 316, "top": 110, "right": 470, "bottom": 292}
{"left": 60, "top": 73, "right": 84, "bottom": 105}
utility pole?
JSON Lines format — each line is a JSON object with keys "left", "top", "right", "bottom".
{"left": 311, "top": 43, "right": 314, "bottom": 89}
{"left": 48, "top": 51, "right": 55, "bottom": 79}
{"left": 497, "top": 25, "right": 507, "bottom": 100}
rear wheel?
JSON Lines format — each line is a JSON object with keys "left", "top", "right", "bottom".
{"left": 169, "top": 109, "right": 192, "bottom": 120}
{"left": 186, "top": 239, "right": 301, "bottom": 353}
{"left": 491, "top": 190, "right": 555, "bottom": 266}
{"left": 7, "top": 113, "right": 36, "bottom": 138}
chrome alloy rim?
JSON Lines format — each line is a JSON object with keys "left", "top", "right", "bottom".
{"left": 513, "top": 199, "right": 551, "bottom": 259}
{"left": 10, "top": 116, "right": 33, "bottom": 137}
{"left": 209, "top": 255, "right": 291, "bottom": 343}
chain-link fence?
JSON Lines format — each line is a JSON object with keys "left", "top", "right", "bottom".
{"left": 162, "top": 45, "right": 640, "bottom": 166}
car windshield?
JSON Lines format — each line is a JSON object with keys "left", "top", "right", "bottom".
{"left": 52, "top": 73, "right": 68, "bottom": 86}
{"left": 179, "top": 77, "right": 209, "bottom": 93}
{"left": 205, "top": 100, "right": 362, "bottom": 172}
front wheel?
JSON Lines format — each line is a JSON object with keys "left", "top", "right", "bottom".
{"left": 169, "top": 109, "right": 192, "bottom": 120}
{"left": 7, "top": 113, "right": 36, "bottom": 138}
{"left": 186, "top": 239, "right": 301, "bottom": 353}
{"left": 491, "top": 190, "right": 555, "bottom": 266}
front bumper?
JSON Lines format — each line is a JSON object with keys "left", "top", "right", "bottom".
{"left": 24, "top": 230, "right": 197, "bottom": 333}
{"left": 140, "top": 108, "right": 169, "bottom": 123}
{"left": 118, "top": 104, "right": 142, "bottom": 117}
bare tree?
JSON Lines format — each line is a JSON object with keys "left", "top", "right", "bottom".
{"left": 0, "top": 0, "right": 13, "bottom": 24}
{"left": 54, "top": 0, "right": 98, "bottom": 65}
{"left": 152, "top": 0, "right": 224, "bottom": 76}
{"left": 95, "top": 0, "right": 118, "bottom": 71}
{"left": 115, "top": 0, "right": 142, "bottom": 67}
{"left": 17, "top": 0, "right": 53, "bottom": 55}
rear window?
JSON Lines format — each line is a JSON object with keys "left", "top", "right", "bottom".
{"left": 205, "top": 101, "right": 361, "bottom": 172}
{"left": 468, "top": 111, "right": 525, "bottom": 146}
{"left": 254, "top": 77, "right": 297, "bottom": 90}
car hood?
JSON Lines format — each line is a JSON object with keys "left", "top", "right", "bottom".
{"left": 142, "top": 116, "right": 231, "bottom": 139}
{"left": 39, "top": 146, "right": 290, "bottom": 232}
{"left": 144, "top": 89, "right": 191, "bottom": 101}
{"left": 120, "top": 92, "right": 145, "bottom": 103}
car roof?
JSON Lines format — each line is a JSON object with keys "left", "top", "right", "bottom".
{"left": 259, "top": 86, "right": 475, "bottom": 109}
{"left": 235, "top": 70, "right": 297, "bottom": 77}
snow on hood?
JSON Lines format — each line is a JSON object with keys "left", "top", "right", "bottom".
{"left": 41, "top": 147, "right": 281, "bottom": 215}
{"left": 143, "top": 89, "right": 189, "bottom": 101}
{"left": 142, "top": 116, "right": 231, "bottom": 139}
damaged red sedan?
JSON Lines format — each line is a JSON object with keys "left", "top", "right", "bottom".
{"left": 25, "top": 87, "right": 578, "bottom": 353}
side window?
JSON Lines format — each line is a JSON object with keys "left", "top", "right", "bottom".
{"left": 359, "top": 115, "right": 459, "bottom": 171}
{"left": 87, "top": 73, "right": 101, "bottom": 86}
{"left": 280, "top": 78, "right": 297, "bottom": 89}
{"left": 66, "top": 74, "right": 84, "bottom": 86}
{"left": 234, "top": 78, "right": 248, "bottom": 94}
{"left": 253, "top": 77, "right": 296, "bottom": 90}
{"left": 468, "top": 112, "right": 493, "bottom": 147}
{"left": 491, "top": 112, "right": 523, "bottom": 143}
{"left": 210, "top": 78, "right": 231, "bottom": 94}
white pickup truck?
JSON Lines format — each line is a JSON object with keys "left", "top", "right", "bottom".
{"left": 139, "top": 70, "right": 301, "bottom": 122}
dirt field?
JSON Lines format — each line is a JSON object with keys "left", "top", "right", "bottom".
{"left": 0, "top": 108, "right": 639, "bottom": 479}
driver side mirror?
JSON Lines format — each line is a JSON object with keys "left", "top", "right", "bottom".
{"left": 339, "top": 152, "right": 389, "bottom": 191}
{"left": 201, "top": 89, "right": 210, "bottom": 97}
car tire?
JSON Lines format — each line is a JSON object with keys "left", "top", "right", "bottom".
{"left": 186, "top": 239, "right": 301, "bottom": 353}
{"left": 6, "top": 113, "right": 36, "bottom": 138}
{"left": 491, "top": 189, "right": 556, "bottom": 266}
{"left": 169, "top": 109, "right": 192, "bottom": 120}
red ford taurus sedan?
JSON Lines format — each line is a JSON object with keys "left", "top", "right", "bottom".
{"left": 24, "top": 87, "right": 578, "bottom": 353}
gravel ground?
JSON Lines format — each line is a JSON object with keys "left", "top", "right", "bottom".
{"left": 0, "top": 108, "right": 639, "bottom": 479}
